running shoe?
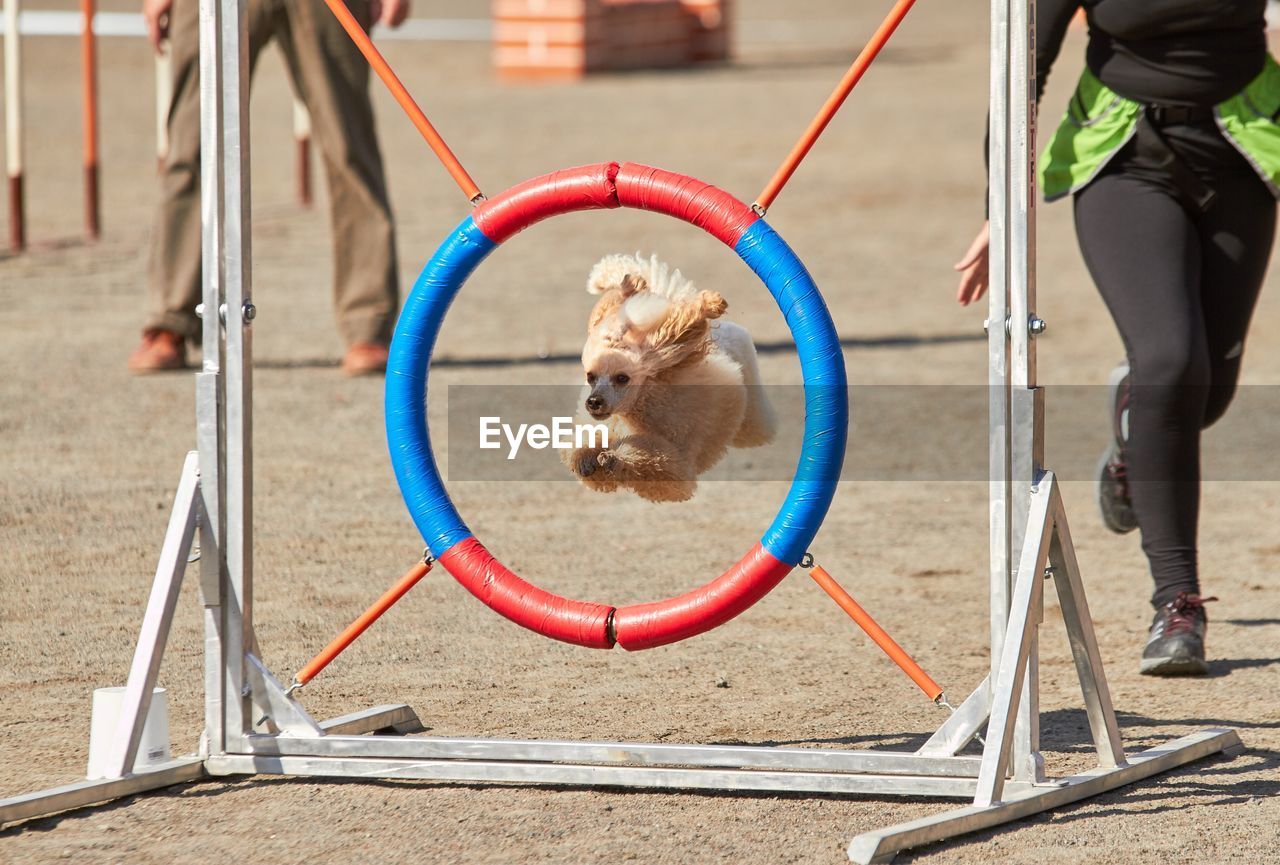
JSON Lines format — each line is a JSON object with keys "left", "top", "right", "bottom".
{"left": 1141, "top": 592, "right": 1216, "bottom": 676}
{"left": 1097, "top": 361, "right": 1138, "bottom": 534}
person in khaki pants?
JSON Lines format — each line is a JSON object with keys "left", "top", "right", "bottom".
{"left": 129, "top": 0, "right": 408, "bottom": 375}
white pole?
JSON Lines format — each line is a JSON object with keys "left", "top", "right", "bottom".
{"left": 4, "top": 0, "right": 25, "bottom": 249}
{"left": 292, "top": 96, "right": 311, "bottom": 206}
{"left": 155, "top": 43, "right": 171, "bottom": 170}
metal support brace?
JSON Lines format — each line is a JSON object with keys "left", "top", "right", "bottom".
{"left": 918, "top": 677, "right": 991, "bottom": 756}
{"left": 1048, "top": 492, "right": 1126, "bottom": 768}
{"left": 976, "top": 475, "right": 1054, "bottom": 806}
{"left": 319, "top": 705, "right": 425, "bottom": 736}
{"left": 99, "top": 453, "right": 201, "bottom": 779}
{"left": 246, "top": 655, "right": 323, "bottom": 736}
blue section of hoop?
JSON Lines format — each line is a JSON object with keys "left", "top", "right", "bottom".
{"left": 385, "top": 215, "right": 492, "bottom": 557}
{"left": 733, "top": 218, "right": 847, "bottom": 565}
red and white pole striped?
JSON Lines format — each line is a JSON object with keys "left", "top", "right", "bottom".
{"left": 292, "top": 97, "right": 312, "bottom": 207}
{"left": 5, "top": 0, "right": 25, "bottom": 250}
{"left": 81, "top": 0, "right": 99, "bottom": 239}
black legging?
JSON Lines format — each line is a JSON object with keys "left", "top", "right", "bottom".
{"left": 1073, "top": 114, "right": 1276, "bottom": 608}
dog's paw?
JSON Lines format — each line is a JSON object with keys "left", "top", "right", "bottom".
{"left": 575, "top": 451, "right": 597, "bottom": 477}
{"left": 596, "top": 450, "right": 618, "bottom": 472}
{"left": 633, "top": 480, "right": 697, "bottom": 503}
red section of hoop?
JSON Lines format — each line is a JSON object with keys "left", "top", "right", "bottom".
{"left": 612, "top": 544, "right": 792, "bottom": 650}
{"left": 469, "top": 161, "right": 757, "bottom": 247}
{"left": 438, "top": 537, "right": 615, "bottom": 649}
{"left": 614, "top": 162, "right": 758, "bottom": 247}
{"left": 472, "top": 163, "right": 620, "bottom": 244}
{"left": 444, "top": 163, "right": 783, "bottom": 650}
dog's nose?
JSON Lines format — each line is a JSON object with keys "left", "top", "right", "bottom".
{"left": 585, "top": 395, "right": 605, "bottom": 413}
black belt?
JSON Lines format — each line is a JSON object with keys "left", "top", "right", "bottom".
{"left": 1134, "top": 109, "right": 1217, "bottom": 212}
{"left": 1145, "top": 104, "right": 1216, "bottom": 126}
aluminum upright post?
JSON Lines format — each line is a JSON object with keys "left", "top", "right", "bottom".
{"left": 196, "top": 0, "right": 227, "bottom": 758}
{"left": 1006, "top": 0, "right": 1045, "bottom": 784}
{"left": 219, "top": 0, "right": 254, "bottom": 752}
{"left": 986, "top": 0, "right": 1013, "bottom": 704}
{"left": 195, "top": 0, "right": 254, "bottom": 757}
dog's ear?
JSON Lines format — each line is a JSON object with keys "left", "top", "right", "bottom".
{"left": 588, "top": 288, "right": 627, "bottom": 332}
{"left": 588, "top": 254, "right": 647, "bottom": 296}
{"left": 647, "top": 295, "right": 717, "bottom": 368}
{"left": 618, "top": 273, "right": 647, "bottom": 297}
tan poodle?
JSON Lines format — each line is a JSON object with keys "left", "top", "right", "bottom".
{"left": 564, "top": 253, "right": 777, "bottom": 502}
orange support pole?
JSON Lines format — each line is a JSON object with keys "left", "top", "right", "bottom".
{"left": 317, "top": 0, "right": 483, "bottom": 203}
{"left": 753, "top": 0, "right": 920, "bottom": 213}
{"left": 808, "top": 563, "right": 944, "bottom": 702}
{"left": 293, "top": 558, "right": 433, "bottom": 688}
{"left": 81, "top": 0, "right": 100, "bottom": 239}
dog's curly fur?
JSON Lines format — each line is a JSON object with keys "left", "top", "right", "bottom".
{"left": 563, "top": 253, "right": 777, "bottom": 502}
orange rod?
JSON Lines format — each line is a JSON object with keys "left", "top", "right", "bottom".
{"left": 809, "top": 564, "right": 943, "bottom": 701}
{"left": 753, "top": 0, "right": 920, "bottom": 213}
{"left": 317, "top": 0, "right": 482, "bottom": 202}
{"left": 295, "top": 559, "right": 433, "bottom": 686}
{"left": 81, "top": 0, "right": 100, "bottom": 238}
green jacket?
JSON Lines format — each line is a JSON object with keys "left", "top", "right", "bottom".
{"left": 1041, "top": 56, "right": 1280, "bottom": 201}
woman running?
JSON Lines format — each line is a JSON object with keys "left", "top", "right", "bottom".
{"left": 954, "top": 0, "right": 1279, "bottom": 675}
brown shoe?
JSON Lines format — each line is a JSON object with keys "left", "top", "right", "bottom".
{"left": 128, "top": 329, "right": 188, "bottom": 373}
{"left": 342, "top": 342, "right": 389, "bottom": 376}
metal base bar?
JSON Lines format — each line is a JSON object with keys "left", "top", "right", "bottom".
{"left": 847, "top": 728, "right": 1241, "bottom": 864}
{"left": 0, "top": 705, "right": 413, "bottom": 828}
{"left": 204, "top": 754, "right": 979, "bottom": 798}
{"left": 0, "top": 758, "right": 205, "bottom": 827}
{"left": 243, "top": 735, "right": 984, "bottom": 777}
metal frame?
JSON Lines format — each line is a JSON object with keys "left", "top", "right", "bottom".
{"left": 0, "top": 0, "right": 1241, "bottom": 860}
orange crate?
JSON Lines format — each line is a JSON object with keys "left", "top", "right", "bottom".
{"left": 682, "top": 0, "right": 730, "bottom": 61}
{"left": 494, "top": 0, "right": 605, "bottom": 79}
{"left": 493, "top": 0, "right": 731, "bottom": 78}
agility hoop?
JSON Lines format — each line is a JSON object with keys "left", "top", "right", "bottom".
{"left": 385, "top": 161, "right": 848, "bottom": 650}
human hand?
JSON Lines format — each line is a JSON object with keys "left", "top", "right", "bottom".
{"left": 142, "top": 0, "right": 174, "bottom": 52}
{"left": 370, "top": 0, "right": 410, "bottom": 29}
{"left": 953, "top": 221, "right": 990, "bottom": 306}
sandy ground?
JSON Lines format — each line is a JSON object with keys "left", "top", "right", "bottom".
{"left": 2, "top": 1, "right": 1279, "bottom": 863}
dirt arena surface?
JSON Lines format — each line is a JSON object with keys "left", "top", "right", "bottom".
{"left": 2, "top": 1, "right": 1278, "bottom": 862}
